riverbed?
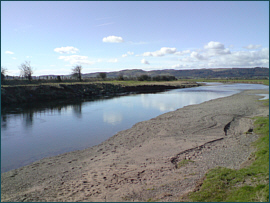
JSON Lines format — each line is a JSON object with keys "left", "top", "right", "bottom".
{"left": 1, "top": 83, "right": 268, "bottom": 173}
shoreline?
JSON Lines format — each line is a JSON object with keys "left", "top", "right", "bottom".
{"left": 1, "top": 81, "right": 200, "bottom": 106}
{"left": 1, "top": 89, "right": 269, "bottom": 202}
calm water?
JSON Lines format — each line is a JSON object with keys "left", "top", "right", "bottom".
{"left": 1, "top": 83, "right": 268, "bottom": 172}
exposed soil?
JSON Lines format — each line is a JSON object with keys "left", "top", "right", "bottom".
{"left": 1, "top": 89, "right": 268, "bottom": 202}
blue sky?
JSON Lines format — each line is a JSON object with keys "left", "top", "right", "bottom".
{"left": 1, "top": 1, "right": 269, "bottom": 76}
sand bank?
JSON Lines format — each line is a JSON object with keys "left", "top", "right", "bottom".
{"left": 1, "top": 89, "right": 268, "bottom": 202}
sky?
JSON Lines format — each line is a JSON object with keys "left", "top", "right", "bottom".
{"left": 1, "top": 1, "right": 269, "bottom": 76}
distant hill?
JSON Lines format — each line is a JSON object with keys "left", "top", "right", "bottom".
{"left": 82, "top": 67, "right": 269, "bottom": 79}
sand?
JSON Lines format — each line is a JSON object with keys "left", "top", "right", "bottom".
{"left": 1, "top": 89, "right": 269, "bottom": 202}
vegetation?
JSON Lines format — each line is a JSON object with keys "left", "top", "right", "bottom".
{"left": 71, "top": 65, "right": 83, "bottom": 81}
{"left": 99, "top": 72, "right": 107, "bottom": 80}
{"left": 137, "top": 74, "right": 177, "bottom": 81}
{"left": 177, "top": 159, "right": 195, "bottom": 168}
{"left": 19, "top": 61, "right": 34, "bottom": 81}
{"left": 1, "top": 66, "right": 7, "bottom": 83}
{"left": 188, "top": 106, "right": 269, "bottom": 202}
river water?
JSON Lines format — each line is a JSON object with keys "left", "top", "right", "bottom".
{"left": 1, "top": 83, "right": 268, "bottom": 173}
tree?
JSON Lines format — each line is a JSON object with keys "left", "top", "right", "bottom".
{"left": 19, "top": 61, "right": 33, "bottom": 81}
{"left": 117, "top": 74, "right": 124, "bottom": 81}
{"left": 99, "top": 72, "right": 107, "bottom": 80}
{"left": 71, "top": 65, "right": 83, "bottom": 81}
{"left": 1, "top": 66, "right": 7, "bottom": 82}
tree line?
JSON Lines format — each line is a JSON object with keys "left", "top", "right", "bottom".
{"left": 1, "top": 61, "right": 176, "bottom": 84}
{"left": 1, "top": 61, "right": 107, "bottom": 83}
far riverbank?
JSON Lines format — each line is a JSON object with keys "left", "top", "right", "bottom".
{"left": 1, "top": 81, "right": 200, "bottom": 106}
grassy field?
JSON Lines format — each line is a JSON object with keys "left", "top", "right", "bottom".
{"left": 2, "top": 78, "right": 269, "bottom": 87}
{"left": 186, "top": 99, "right": 269, "bottom": 202}
{"left": 187, "top": 78, "right": 269, "bottom": 86}
{"left": 1, "top": 80, "right": 194, "bottom": 88}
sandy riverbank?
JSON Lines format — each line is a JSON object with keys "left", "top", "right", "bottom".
{"left": 1, "top": 89, "right": 269, "bottom": 202}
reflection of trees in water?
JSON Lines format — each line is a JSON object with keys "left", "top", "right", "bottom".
{"left": 1, "top": 115, "right": 7, "bottom": 129}
{"left": 72, "top": 103, "right": 82, "bottom": 118}
{"left": 1, "top": 96, "right": 117, "bottom": 131}
{"left": 1, "top": 100, "right": 86, "bottom": 130}
{"left": 23, "top": 110, "right": 34, "bottom": 128}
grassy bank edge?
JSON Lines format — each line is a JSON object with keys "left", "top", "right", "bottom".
{"left": 1, "top": 79, "right": 268, "bottom": 87}
{"left": 182, "top": 99, "right": 269, "bottom": 202}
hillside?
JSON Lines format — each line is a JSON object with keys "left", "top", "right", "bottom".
{"left": 83, "top": 67, "right": 269, "bottom": 79}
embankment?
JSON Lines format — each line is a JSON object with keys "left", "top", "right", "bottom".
{"left": 1, "top": 82, "right": 199, "bottom": 106}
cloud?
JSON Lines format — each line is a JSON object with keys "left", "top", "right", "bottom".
{"left": 5, "top": 51, "right": 14, "bottom": 54}
{"left": 204, "top": 41, "right": 231, "bottom": 56}
{"left": 54, "top": 46, "right": 79, "bottom": 54}
{"left": 174, "top": 50, "right": 191, "bottom": 56}
{"left": 102, "top": 36, "right": 124, "bottom": 43}
{"left": 191, "top": 51, "right": 207, "bottom": 60}
{"left": 141, "top": 59, "right": 150, "bottom": 65}
{"left": 141, "top": 47, "right": 177, "bottom": 57}
{"left": 207, "top": 48, "right": 269, "bottom": 68}
{"left": 204, "top": 41, "right": 225, "bottom": 50}
{"left": 108, "top": 58, "right": 118, "bottom": 63}
{"left": 243, "top": 44, "right": 262, "bottom": 50}
{"left": 96, "top": 22, "right": 115, "bottom": 27}
{"left": 122, "top": 51, "right": 134, "bottom": 57}
{"left": 58, "top": 55, "right": 94, "bottom": 65}
{"left": 172, "top": 64, "right": 192, "bottom": 69}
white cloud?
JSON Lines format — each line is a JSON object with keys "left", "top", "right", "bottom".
{"left": 122, "top": 51, "right": 134, "bottom": 57}
{"left": 191, "top": 51, "right": 207, "bottom": 60}
{"left": 102, "top": 35, "right": 124, "bottom": 43}
{"left": 142, "top": 47, "right": 177, "bottom": 57}
{"left": 5, "top": 51, "right": 14, "bottom": 54}
{"left": 96, "top": 22, "right": 115, "bottom": 27}
{"left": 141, "top": 59, "right": 150, "bottom": 65}
{"left": 174, "top": 50, "right": 191, "bottom": 56}
{"left": 108, "top": 58, "right": 118, "bottom": 63}
{"left": 12, "top": 57, "right": 17, "bottom": 60}
{"left": 54, "top": 46, "right": 79, "bottom": 54}
{"left": 172, "top": 64, "right": 192, "bottom": 69}
{"left": 204, "top": 41, "right": 231, "bottom": 56}
{"left": 206, "top": 48, "right": 269, "bottom": 68}
{"left": 58, "top": 55, "right": 94, "bottom": 65}
{"left": 243, "top": 44, "right": 262, "bottom": 50}
{"left": 204, "top": 41, "right": 225, "bottom": 50}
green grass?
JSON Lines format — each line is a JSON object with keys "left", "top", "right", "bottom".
{"left": 188, "top": 112, "right": 269, "bottom": 202}
{"left": 177, "top": 159, "right": 195, "bottom": 168}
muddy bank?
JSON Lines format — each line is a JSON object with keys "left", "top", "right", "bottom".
{"left": 1, "top": 89, "right": 268, "bottom": 202}
{"left": 1, "top": 82, "right": 199, "bottom": 106}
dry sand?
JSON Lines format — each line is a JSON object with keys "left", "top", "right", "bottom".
{"left": 1, "top": 89, "right": 269, "bottom": 202}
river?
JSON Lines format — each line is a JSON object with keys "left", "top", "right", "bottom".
{"left": 1, "top": 83, "right": 268, "bottom": 173}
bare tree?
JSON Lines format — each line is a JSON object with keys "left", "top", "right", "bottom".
{"left": 72, "top": 65, "right": 83, "bottom": 81}
{"left": 19, "top": 61, "right": 33, "bottom": 81}
{"left": 1, "top": 66, "right": 7, "bottom": 81}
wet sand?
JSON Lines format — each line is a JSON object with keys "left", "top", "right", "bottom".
{"left": 1, "top": 89, "right": 269, "bottom": 202}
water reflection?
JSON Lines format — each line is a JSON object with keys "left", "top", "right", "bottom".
{"left": 1, "top": 83, "right": 268, "bottom": 172}
{"left": 103, "top": 111, "right": 123, "bottom": 125}
{"left": 72, "top": 103, "right": 83, "bottom": 119}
